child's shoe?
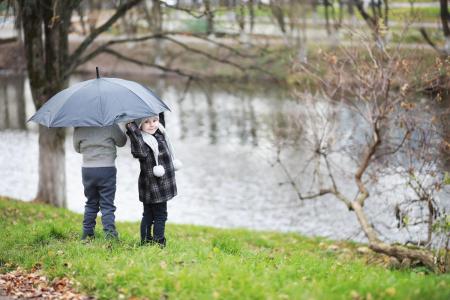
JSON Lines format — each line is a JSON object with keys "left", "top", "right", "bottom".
{"left": 154, "top": 237, "right": 166, "bottom": 248}
{"left": 140, "top": 237, "right": 154, "bottom": 246}
{"left": 105, "top": 231, "right": 119, "bottom": 241}
{"left": 81, "top": 232, "right": 95, "bottom": 241}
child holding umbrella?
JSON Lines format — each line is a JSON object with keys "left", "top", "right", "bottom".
{"left": 126, "top": 115, "right": 181, "bottom": 247}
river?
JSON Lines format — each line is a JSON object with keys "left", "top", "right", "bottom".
{"left": 0, "top": 73, "right": 448, "bottom": 244}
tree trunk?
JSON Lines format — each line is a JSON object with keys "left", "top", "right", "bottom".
{"left": 204, "top": 0, "right": 214, "bottom": 35}
{"left": 324, "top": 0, "right": 331, "bottom": 36}
{"left": 384, "top": 0, "right": 389, "bottom": 27}
{"left": 369, "top": 243, "right": 437, "bottom": 271}
{"left": 151, "top": 0, "right": 163, "bottom": 34}
{"left": 445, "top": 36, "right": 450, "bottom": 55}
{"left": 35, "top": 126, "right": 66, "bottom": 207}
{"left": 248, "top": 0, "right": 255, "bottom": 33}
{"left": 18, "top": 0, "right": 142, "bottom": 208}
{"left": 420, "top": 0, "right": 450, "bottom": 57}
{"left": 441, "top": 0, "right": 450, "bottom": 55}
{"left": 355, "top": 0, "right": 376, "bottom": 29}
{"left": 349, "top": 124, "right": 438, "bottom": 271}
{"left": 440, "top": 0, "right": 450, "bottom": 39}
{"left": 19, "top": 0, "right": 72, "bottom": 207}
{"left": 351, "top": 199, "right": 438, "bottom": 271}
{"left": 150, "top": 0, "right": 164, "bottom": 65}
{"left": 14, "top": 76, "right": 26, "bottom": 130}
{"left": 351, "top": 201, "right": 381, "bottom": 243}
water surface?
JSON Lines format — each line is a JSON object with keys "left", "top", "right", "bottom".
{"left": 0, "top": 74, "right": 448, "bottom": 244}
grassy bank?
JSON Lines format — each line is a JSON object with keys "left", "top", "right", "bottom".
{"left": 208, "top": 4, "right": 440, "bottom": 23}
{"left": 1, "top": 30, "right": 440, "bottom": 87}
{"left": 0, "top": 197, "right": 449, "bottom": 300}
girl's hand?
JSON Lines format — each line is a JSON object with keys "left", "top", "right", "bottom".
{"left": 126, "top": 122, "right": 142, "bottom": 137}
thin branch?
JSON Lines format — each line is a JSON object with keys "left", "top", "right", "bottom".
{"left": 162, "top": 35, "right": 246, "bottom": 70}
{"left": 101, "top": 47, "right": 198, "bottom": 80}
{"left": 373, "top": 129, "right": 410, "bottom": 159}
{"left": 65, "top": 0, "right": 142, "bottom": 78}
{"left": 354, "top": 0, "right": 377, "bottom": 29}
{"left": 354, "top": 117, "right": 382, "bottom": 206}
{"left": 175, "top": 32, "right": 262, "bottom": 59}
{"left": 178, "top": 77, "right": 193, "bottom": 103}
{"left": 160, "top": 0, "right": 227, "bottom": 19}
{"left": 84, "top": 32, "right": 277, "bottom": 79}
{"left": 323, "top": 153, "right": 338, "bottom": 192}
{"left": 72, "top": 34, "right": 163, "bottom": 68}
{"left": 419, "top": 28, "right": 447, "bottom": 57}
{"left": 70, "top": 29, "right": 270, "bottom": 78}
{"left": 276, "top": 146, "right": 351, "bottom": 207}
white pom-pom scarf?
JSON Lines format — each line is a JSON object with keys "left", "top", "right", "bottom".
{"left": 141, "top": 124, "right": 182, "bottom": 177}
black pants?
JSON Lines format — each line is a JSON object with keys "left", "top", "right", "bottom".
{"left": 141, "top": 202, "right": 167, "bottom": 242}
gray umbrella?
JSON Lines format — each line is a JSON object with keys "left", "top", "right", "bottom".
{"left": 29, "top": 73, "right": 170, "bottom": 127}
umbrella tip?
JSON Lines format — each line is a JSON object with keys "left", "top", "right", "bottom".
{"left": 96, "top": 67, "right": 99, "bottom": 79}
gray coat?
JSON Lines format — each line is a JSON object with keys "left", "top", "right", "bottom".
{"left": 73, "top": 124, "right": 126, "bottom": 167}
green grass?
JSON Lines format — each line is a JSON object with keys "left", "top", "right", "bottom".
{"left": 390, "top": 28, "right": 444, "bottom": 44}
{"left": 1, "top": 197, "right": 449, "bottom": 300}
{"left": 312, "top": 5, "right": 440, "bottom": 23}
{"left": 165, "top": 4, "right": 441, "bottom": 23}
{"left": 390, "top": 6, "right": 440, "bottom": 22}
{"left": 391, "top": 0, "right": 437, "bottom": 3}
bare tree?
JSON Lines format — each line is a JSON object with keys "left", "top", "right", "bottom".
{"left": 14, "top": 0, "right": 142, "bottom": 207}
{"left": 204, "top": 0, "right": 214, "bottom": 35}
{"left": 151, "top": 0, "right": 163, "bottom": 34}
{"left": 269, "top": 0, "right": 286, "bottom": 34}
{"left": 279, "top": 30, "right": 450, "bottom": 272}
{"left": 248, "top": 0, "right": 255, "bottom": 33}
{"left": 420, "top": 0, "right": 450, "bottom": 57}
{"left": 354, "top": 0, "right": 389, "bottom": 46}
{"left": 4, "top": 0, "right": 281, "bottom": 208}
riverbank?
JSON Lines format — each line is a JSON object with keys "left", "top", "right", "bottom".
{"left": 1, "top": 197, "right": 449, "bottom": 299}
{"left": 0, "top": 35, "right": 438, "bottom": 87}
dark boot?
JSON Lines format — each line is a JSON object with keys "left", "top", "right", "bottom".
{"left": 154, "top": 237, "right": 166, "bottom": 248}
{"left": 105, "top": 231, "right": 119, "bottom": 241}
{"left": 140, "top": 236, "right": 154, "bottom": 246}
{"left": 81, "top": 232, "right": 95, "bottom": 241}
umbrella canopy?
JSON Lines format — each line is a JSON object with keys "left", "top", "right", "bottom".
{"left": 29, "top": 77, "right": 170, "bottom": 127}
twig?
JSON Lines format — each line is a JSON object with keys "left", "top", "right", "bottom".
{"left": 66, "top": 0, "right": 142, "bottom": 78}
{"left": 102, "top": 47, "right": 198, "bottom": 80}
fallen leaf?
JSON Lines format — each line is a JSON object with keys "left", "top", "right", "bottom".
{"left": 160, "top": 261, "right": 167, "bottom": 269}
{"left": 386, "top": 287, "right": 396, "bottom": 296}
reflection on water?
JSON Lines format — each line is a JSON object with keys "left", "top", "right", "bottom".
{"left": 171, "top": 79, "right": 272, "bottom": 146}
{"left": 0, "top": 74, "right": 448, "bottom": 243}
{"left": 0, "top": 76, "right": 26, "bottom": 130}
